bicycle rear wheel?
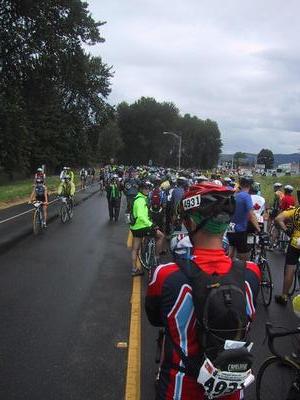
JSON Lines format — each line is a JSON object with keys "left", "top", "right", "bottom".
{"left": 260, "top": 260, "right": 273, "bottom": 307}
{"left": 256, "top": 356, "right": 299, "bottom": 400}
{"left": 60, "top": 204, "right": 68, "bottom": 223}
{"left": 33, "top": 210, "right": 42, "bottom": 234}
{"left": 139, "top": 237, "right": 157, "bottom": 271}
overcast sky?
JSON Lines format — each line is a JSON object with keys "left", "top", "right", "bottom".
{"left": 87, "top": 0, "right": 300, "bottom": 154}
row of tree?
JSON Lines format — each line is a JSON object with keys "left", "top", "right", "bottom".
{"left": 233, "top": 149, "right": 274, "bottom": 169}
{"left": 0, "top": 1, "right": 223, "bottom": 179}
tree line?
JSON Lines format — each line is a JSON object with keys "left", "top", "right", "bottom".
{"left": 0, "top": 0, "right": 222, "bottom": 180}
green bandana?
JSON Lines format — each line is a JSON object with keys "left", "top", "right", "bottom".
{"left": 191, "top": 212, "right": 230, "bottom": 235}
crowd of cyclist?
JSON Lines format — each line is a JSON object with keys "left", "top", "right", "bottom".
{"left": 29, "top": 162, "right": 300, "bottom": 399}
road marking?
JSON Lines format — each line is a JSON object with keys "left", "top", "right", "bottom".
{"left": 125, "top": 276, "right": 141, "bottom": 400}
{"left": 116, "top": 342, "right": 128, "bottom": 349}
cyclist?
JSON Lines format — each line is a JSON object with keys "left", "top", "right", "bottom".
{"left": 227, "top": 176, "right": 261, "bottom": 261}
{"left": 249, "top": 182, "right": 266, "bottom": 231}
{"left": 79, "top": 168, "right": 87, "bottom": 190}
{"left": 149, "top": 176, "right": 166, "bottom": 231}
{"left": 106, "top": 174, "right": 122, "bottom": 222}
{"left": 123, "top": 169, "right": 138, "bottom": 214}
{"left": 145, "top": 182, "right": 261, "bottom": 400}
{"left": 170, "top": 177, "right": 188, "bottom": 230}
{"left": 57, "top": 175, "right": 76, "bottom": 207}
{"left": 60, "top": 166, "right": 74, "bottom": 183}
{"left": 29, "top": 178, "right": 48, "bottom": 227}
{"left": 91, "top": 167, "right": 96, "bottom": 183}
{"left": 270, "top": 182, "right": 284, "bottom": 217}
{"left": 275, "top": 205, "right": 300, "bottom": 305}
{"left": 280, "top": 185, "right": 296, "bottom": 211}
{"left": 34, "top": 167, "right": 46, "bottom": 183}
{"left": 130, "top": 180, "right": 164, "bottom": 276}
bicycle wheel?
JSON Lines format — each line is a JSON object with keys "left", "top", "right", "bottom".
{"left": 33, "top": 210, "right": 42, "bottom": 234}
{"left": 288, "top": 264, "right": 298, "bottom": 297}
{"left": 260, "top": 259, "right": 273, "bottom": 307}
{"left": 67, "top": 202, "right": 73, "bottom": 220}
{"left": 60, "top": 204, "right": 68, "bottom": 223}
{"left": 256, "top": 356, "right": 299, "bottom": 400}
{"left": 139, "top": 237, "right": 151, "bottom": 270}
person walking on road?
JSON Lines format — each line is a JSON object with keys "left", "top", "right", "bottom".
{"left": 106, "top": 175, "right": 122, "bottom": 222}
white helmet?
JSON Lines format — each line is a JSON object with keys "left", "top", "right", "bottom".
{"left": 284, "top": 185, "right": 294, "bottom": 192}
{"left": 273, "top": 182, "right": 282, "bottom": 188}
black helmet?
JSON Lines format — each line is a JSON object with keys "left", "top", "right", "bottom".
{"left": 239, "top": 176, "right": 253, "bottom": 187}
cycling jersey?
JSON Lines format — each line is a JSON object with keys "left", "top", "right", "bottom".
{"left": 34, "top": 184, "right": 46, "bottom": 201}
{"left": 146, "top": 249, "right": 261, "bottom": 400}
{"left": 130, "top": 192, "right": 152, "bottom": 230}
{"left": 58, "top": 181, "right": 75, "bottom": 197}
{"left": 280, "top": 194, "right": 295, "bottom": 211}
{"left": 282, "top": 206, "right": 300, "bottom": 249}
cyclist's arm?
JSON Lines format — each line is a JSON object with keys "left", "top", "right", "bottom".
{"left": 249, "top": 209, "right": 260, "bottom": 232}
{"left": 29, "top": 188, "right": 35, "bottom": 203}
{"left": 44, "top": 187, "right": 48, "bottom": 203}
{"left": 275, "top": 210, "right": 293, "bottom": 232}
{"left": 70, "top": 182, "right": 76, "bottom": 196}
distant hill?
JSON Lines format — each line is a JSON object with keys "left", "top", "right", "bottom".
{"left": 220, "top": 153, "right": 300, "bottom": 167}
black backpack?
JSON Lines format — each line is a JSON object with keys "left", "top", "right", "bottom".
{"left": 129, "top": 196, "right": 137, "bottom": 225}
{"left": 172, "top": 258, "right": 250, "bottom": 377}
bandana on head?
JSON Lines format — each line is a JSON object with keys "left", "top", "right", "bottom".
{"left": 190, "top": 212, "right": 230, "bottom": 235}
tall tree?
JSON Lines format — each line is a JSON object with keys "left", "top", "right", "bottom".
{"left": 257, "top": 149, "right": 274, "bottom": 169}
{"left": 233, "top": 152, "right": 247, "bottom": 168}
{"left": 0, "top": 0, "right": 113, "bottom": 176}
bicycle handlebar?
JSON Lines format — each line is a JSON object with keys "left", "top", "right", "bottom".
{"left": 265, "top": 322, "right": 300, "bottom": 358}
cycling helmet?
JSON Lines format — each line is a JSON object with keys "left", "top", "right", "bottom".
{"left": 181, "top": 183, "right": 235, "bottom": 235}
{"left": 37, "top": 167, "right": 43, "bottom": 172}
{"left": 212, "top": 179, "right": 222, "bottom": 186}
{"left": 239, "top": 176, "right": 253, "bottom": 187}
{"left": 223, "top": 177, "right": 232, "bottom": 183}
{"left": 273, "top": 182, "right": 282, "bottom": 189}
{"left": 138, "top": 180, "right": 152, "bottom": 190}
{"left": 284, "top": 185, "right": 294, "bottom": 193}
{"left": 250, "top": 182, "right": 260, "bottom": 194}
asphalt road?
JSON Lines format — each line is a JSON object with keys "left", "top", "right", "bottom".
{"left": 0, "top": 193, "right": 299, "bottom": 400}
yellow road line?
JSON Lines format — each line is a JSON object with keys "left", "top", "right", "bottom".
{"left": 125, "top": 276, "right": 141, "bottom": 400}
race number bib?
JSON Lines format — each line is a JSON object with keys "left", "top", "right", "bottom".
{"left": 182, "top": 195, "right": 201, "bottom": 210}
{"left": 197, "top": 358, "right": 254, "bottom": 399}
{"left": 227, "top": 222, "right": 236, "bottom": 233}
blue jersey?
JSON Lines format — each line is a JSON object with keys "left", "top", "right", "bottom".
{"left": 232, "top": 191, "right": 253, "bottom": 232}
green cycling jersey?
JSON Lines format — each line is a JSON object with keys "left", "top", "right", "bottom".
{"left": 130, "top": 192, "right": 152, "bottom": 230}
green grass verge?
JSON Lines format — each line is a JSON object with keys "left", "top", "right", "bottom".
{"left": 0, "top": 176, "right": 62, "bottom": 205}
{"left": 254, "top": 175, "right": 300, "bottom": 205}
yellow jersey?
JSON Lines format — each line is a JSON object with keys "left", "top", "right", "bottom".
{"left": 282, "top": 207, "right": 300, "bottom": 249}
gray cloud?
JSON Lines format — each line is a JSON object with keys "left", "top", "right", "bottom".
{"left": 87, "top": 0, "right": 300, "bottom": 154}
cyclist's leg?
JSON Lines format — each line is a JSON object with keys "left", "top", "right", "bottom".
{"left": 107, "top": 199, "right": 113, "bottom": 221}
{"left": 131, "top": 234, "right": 142, "bottom": 271}
{"left": 114, "top": 199, "right": 121, "bottom": 221}
{"left": 276, "top": 245, "right": 299, "bottom": 304}
{"left": 43, "top": 203, "right": 48, "bottom": 225}
{"left": 155, "top": 229, "right": 164, "bottom": 257}
{"left": 235, "top": 231, "right": 249, "bottom": 261}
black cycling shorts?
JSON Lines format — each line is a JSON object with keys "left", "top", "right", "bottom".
{"left": 131, "top": 227, "right": 155, "bottom": 238}
{"left": 285, "top": 244, "right": 300, "bottom": 266}
{"left": 227, "top": 231, "right": 248, "bottom": 253}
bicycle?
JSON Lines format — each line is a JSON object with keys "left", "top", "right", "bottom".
{"left": 256, "top": 322, "right": 300, "bottom": 400}
{"left": 138, "top": 231, "right": 158, "bottom": 274}
{"left": 248, "top": 232, "right": 273, "bottom": 307}
{"left": 59, "top": 196, "right": 73, "bottom": 223}
{"left": 32, "top": 201, "right": 46, "bottom": 234}
{"left": 288, "top": 257, "right": 300, "bottom": 297}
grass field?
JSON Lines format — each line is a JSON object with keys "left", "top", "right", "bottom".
{"left": 0, "top": 176, "right": 63, "bottom": 208}
{"left": 254, "top": 175, "right": 300, "bottom": 205}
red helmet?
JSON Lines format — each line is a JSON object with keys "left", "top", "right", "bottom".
{"left": 181, "top": 183, "right": 235, "bottom": 219}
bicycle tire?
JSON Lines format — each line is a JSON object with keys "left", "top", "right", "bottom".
{"left": 260, "top": 259, "right": 273, "bottom": 307}
{"left": 68, "top": 202, "right": 73, "bottom": 220}
{"left": 60, "top": 204, "right": 68, "bottom": 223}
{"left": 139, "top": 237, "right": 157, "bottom": 271}
{"left": 33, "top": 209, "right": 41, "bottom": 234}
{"left": 288, "top": 264, "right": 299, "bottom": 297}
{"left": 256, "top": 356, "right": 299, "bottom": 400}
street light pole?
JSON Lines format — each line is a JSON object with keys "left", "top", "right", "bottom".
{"left": 163, "top": 131, "right": 182, "bottom": 171}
